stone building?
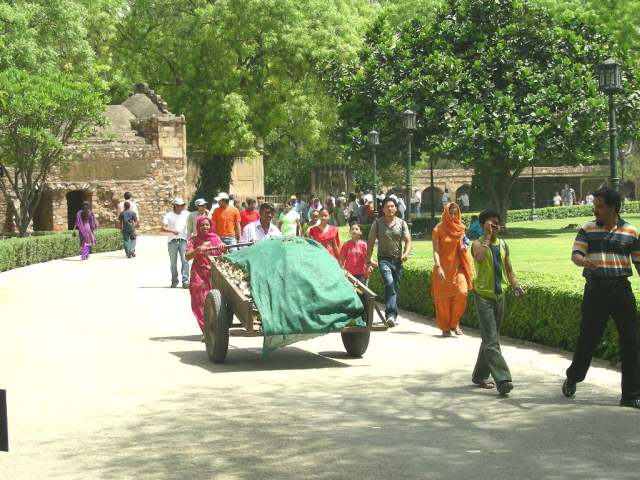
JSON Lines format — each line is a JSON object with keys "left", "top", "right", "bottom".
{"left": 1, "top": 83, "right": 189, "bottom": 234}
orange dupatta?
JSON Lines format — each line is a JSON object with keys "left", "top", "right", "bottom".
{"left": 439, "top": 202, "right": 473, "bottom": 290}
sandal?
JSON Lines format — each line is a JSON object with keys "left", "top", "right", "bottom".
{"left": 442, "top": 331, "right": 452, "bottom": 337}
{"left": 474, "top": 379, "right": 495, "bottom": 389}
{"left": 454, "top": 327, "right": 463, "bottom": 335}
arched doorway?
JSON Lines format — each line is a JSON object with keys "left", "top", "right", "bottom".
{"left": 66, "top": 191, "right": 85, "bottom": 230}
{"left": 455, "top": 184, "right": 471, "bottom": 212}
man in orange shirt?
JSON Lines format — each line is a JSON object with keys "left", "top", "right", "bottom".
{"left": 212, "top": 192, "right": 241, "bottom": 250}
{"left": 240, "top": 198, "right": 260, "bottom": 232}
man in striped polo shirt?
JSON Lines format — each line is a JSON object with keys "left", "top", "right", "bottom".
{"left": 563, "top": 188, "right": 640, "bottom": 409}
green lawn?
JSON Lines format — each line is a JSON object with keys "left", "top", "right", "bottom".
{"left": 411, "top": 214, "right": 640, "bottom": 287}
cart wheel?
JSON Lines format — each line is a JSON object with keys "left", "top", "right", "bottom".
{"left": 204, "top": 289, "right": 231, "bottom": 363}
{"left": 341, "top": 331, "right": 370, "bottom": 357}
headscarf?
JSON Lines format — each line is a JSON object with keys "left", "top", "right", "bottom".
{"left": 441, "top": 202, "right": 473, "bottom": 289}
{"left": 195, "top": 215, "right": 220, "bottom": 243}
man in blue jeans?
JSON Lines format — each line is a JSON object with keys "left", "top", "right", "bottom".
{"left": 365, "top": 197, "right": 412, "bottom": 327}
{"left": 161, "top": 198, "right": 190, "bottom": 288}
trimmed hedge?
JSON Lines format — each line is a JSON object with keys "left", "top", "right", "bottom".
{"left": 368, "top": 259, "right": 625, "bottom": 362}
{"left": 0, "top": 229, "right": 123, "bottom": 272}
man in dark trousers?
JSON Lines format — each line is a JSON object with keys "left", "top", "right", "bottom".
{"left": 563, "top": 188, "right": 640, "bottom": 409}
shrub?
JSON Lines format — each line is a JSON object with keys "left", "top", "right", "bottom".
{"left": 368, "top": 258, "right": 625, "bottom": 362}
{"left": 0, "top": 229, "right": 122, "bottom": 272}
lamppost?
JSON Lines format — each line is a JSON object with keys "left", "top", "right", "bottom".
{"left": 402, "top": 109, "right": 416, "bottom": 229}
{"left": 529, "top": 163, "right": 537, "bottom": 221}
{"left": 596, "top": 58, "right": 623, "bottom": 191}
{"left": 620, "top": 147, "right": 627, "bottom": 213}
{"left": 368, "top": 130, "right": 380, "bottom": 217}
{"left": 430, "top": 157, "right": 435, "bottom": 219}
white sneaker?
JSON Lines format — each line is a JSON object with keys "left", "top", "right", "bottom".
{"left": 386, "top": 318, "right": 396, "bottom": 327}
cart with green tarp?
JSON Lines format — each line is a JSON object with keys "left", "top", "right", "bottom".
{"left": 203, "top": 236, "right": 387, "bottom": 363}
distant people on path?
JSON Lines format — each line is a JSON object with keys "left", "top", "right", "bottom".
{"left": 186, "top": 216, "right": 224, "bottom": 337}
{"left": 278, "top": 201, "right": 302, "bottom": 236}
{"left": 585, "top": 191, "right": 594, "bottom": 205}
{"left": 118, "top": 201, "right": 138, "bottom": 258}
{"left": 432, "top": 202, "right": 473, "bottom": 337}
{"left": 308, "top": 197, "right": 323, "bottom": 217}
{"left": 348, "top": 193, "right": 359, "bottom": 224}
{"left": 294, "top": 193, "right": 308, "bottom": 223}
{"left": 240, "top": 198, "right": 260, "bottom": 232}
{"left": 240, "top": 202, "right": 282, "bottom": 244}
{"left": 212, "top": 192, "right": 241, "bottom": 250}
{"left": 412, "top": 187, "right": 422, "bottom": 218}
{"left": 117, "top": 191, "right": 139, "bottom": 218}
{"left": 442, "top": 189, "right": 450, "bottom": 209}
{"left": 161, "top": 198, "right": 190, "bottom": 288}
{"left": 308, "top": 208, "right": 340, "bottom": 260}
{"left": 456, "top": 192, "right": 470, "bottom": 213}
{"left": 562, "top": 188, "right": 640, "bottom": 410}
{"left": 365, "top": 197, "right": 412, "bottom": 327}
{"left": 187, "top": 198, "right": 210, "bottom": 239}
{"left": 337, "top": 192, "right": 347, "bottom": 207}
{"left": 470, "top": 209, "right": 525, "bottom": 396}
{"left": 553, "top": 192, "right": 562, "bottom": 207}
{"left": 562, "top": 183, "right": 577, "bottom": 206}
{"left": 72, "top": 201, "right": 98, "bottom": 260}
{"left": 466, "top": 215, "right": 483, "bottom": 240}
{"left": 340, "top": 222, "right": 370, "bottom": 286}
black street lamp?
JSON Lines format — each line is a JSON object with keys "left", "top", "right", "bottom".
{"left": 429, "top": 158, "right": 435, "bottom": 219}
{"left": 620, "top": 147, "right": 628, "bottom": 213}
{"left": 529, "top": 163, "right": 537, "bottom": 221}
{"left": 596, "top": 58, "right": 623, "bottom": 191}
{"left": 368, "top": 130, "right": 380, "bottom": 217}
{"left": 402, "top": 109, "right": 416, "bottom": 229}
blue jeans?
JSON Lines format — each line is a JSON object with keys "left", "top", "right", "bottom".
{"left": 472, "top": 292, "right": 512, "bottom": 384}
{"left": 122, "top": 230, "right": 136, "bottom": 256}
{"left": 168, "top": 239, "right": 188, "bottom": 285}
{"left": 413, "top": 203, "right": 421, "bottom": 218}
{"left": 378, "top": 259, "right": 403, "bottom": 320}
{"left": 220, "top": 236, "right": 237, "bottom": 252}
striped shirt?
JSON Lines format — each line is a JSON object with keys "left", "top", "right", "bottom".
{"left": 572, "top": 218, "right": 640, "bottom": 277}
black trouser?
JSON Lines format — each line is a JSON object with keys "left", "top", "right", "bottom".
{"left": 567, "top": 276, "right": 640, "bottom": 400}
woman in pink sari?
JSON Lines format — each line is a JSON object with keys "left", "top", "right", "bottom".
{"left": 186, "top": 216, "right": 224, "bottom": 335}
{"left": 71, "top": 201, "right": 98, "bottom": 260}
{"left": 308, "top": 208, "right": 340, "bottom": 260}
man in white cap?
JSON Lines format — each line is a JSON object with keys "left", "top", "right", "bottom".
{"left": 161, "top": 198, "right": 190, "bottom": 288}
{"left": 212, "top": 192, "right": 241, "bottom": 250}
{"left": 187, "top": 198, "right": 210, "bottom": 239}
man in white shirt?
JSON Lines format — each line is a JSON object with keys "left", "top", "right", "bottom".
{"left": 412, "top": 188, "right": 422, "bottom": 218}
{"left": 241, "top": 202, "right": 282, "bottom": 244}
{"left": 585, "top": 191, "right": 594, "bottom": 204}
{"left": 117, "top": 191, "right": 139, "bottom": 218}
{"left": 161, "top": 198, "right": 190, "bottom": 288}
{"left": 457, "top": 192, "right": 470, "bottom": 212}
{"left": 442, "top": 189, "right": 450, "bottom": 209}
{"left": 187, "top": 198, "right": 210, "bottom": 239}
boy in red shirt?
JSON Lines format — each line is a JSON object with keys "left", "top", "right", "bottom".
{"left": 340, "top": 223, "right": 375, "bottom": 285}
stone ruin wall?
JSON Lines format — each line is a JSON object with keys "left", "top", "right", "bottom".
{"left": 0, "top": 114, "right": 188, "bottom": 235}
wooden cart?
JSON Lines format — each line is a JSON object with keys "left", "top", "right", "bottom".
{"left": 203, "top": 262, "right": 388, "bottom": 363}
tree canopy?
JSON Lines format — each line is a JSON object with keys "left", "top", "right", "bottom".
{"left": 0, "top": 69, "right": 107, "bottom": 236}
{"left": 333, "top": 0, "right": 640, "bottom": 219}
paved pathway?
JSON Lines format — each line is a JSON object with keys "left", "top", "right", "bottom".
{"left": 0, "top": 236, "right": 638, "bottom": 480}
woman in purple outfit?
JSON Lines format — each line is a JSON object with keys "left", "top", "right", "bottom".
{"left": 72, "top": 201, "right": 98, "bottom": 260}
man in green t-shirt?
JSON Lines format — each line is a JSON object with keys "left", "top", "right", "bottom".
{"left": 470, "top": 209, "right": 524, "bottom": 396}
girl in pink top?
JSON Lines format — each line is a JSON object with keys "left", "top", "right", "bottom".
{"left": 339, "top": 223, "right": 374, "bottom": 285}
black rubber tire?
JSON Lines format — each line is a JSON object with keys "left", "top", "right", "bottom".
{"left": 341, "top": 330, "right": 370, "bottom": 357}
{"left": 204, "top": 289, "right": 231, "bottom": 363}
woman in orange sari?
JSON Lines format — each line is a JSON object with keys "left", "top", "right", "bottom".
{"left": 432, "top": 202, "right": 473, "bottom": 337}
{"left": 308, "top": 208, "right": 340, "bottom": 260}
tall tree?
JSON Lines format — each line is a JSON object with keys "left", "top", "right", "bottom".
{"left": 110, "top": 0, "right": 376, "bottom": 198}
{"left": 334, "top": 0, "right": 640, "bottom": 220}
{"left": 0, "top": 70, "right": 107, "bottom": 236}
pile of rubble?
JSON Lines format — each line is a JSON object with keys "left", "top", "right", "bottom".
{"left": 212, "top": 257, "right": 261, "bottom": 328}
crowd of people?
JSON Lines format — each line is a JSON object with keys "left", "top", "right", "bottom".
{"left": 552, "top": 183, "right": 594, "bottom": 207}
{"left": 88, "top": 186, "right": 639, "bottom": 410}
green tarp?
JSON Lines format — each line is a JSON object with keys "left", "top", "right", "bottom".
{"left": 223, "top": 236, "right": 365, "bottom": 356}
